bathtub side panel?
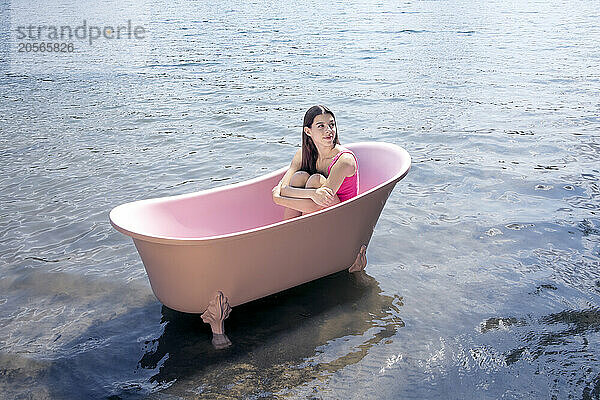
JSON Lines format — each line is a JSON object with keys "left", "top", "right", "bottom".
{"left": 132, "top": 181, "right": 396, "bottom": 313}
{"left": 133, "top": 239, "right": 216, "bottom": 312}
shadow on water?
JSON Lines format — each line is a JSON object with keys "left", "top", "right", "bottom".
{"left": 137, "top": 270, "right": 405, "bottom": 398}
{"left": 0, "top": 268, "right": 161, "bottom": 400}
{"left": 5, "top": 269, "right": 405, "bottom": 399}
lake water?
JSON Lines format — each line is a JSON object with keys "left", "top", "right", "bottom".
{"left": 1, "top": 0, "right": 599, "bottom": 398}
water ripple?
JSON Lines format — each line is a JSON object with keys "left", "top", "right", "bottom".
{"left": 1, "top": 0, "right": 600, "bottom": 398}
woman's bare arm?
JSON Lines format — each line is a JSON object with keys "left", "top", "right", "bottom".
{"left": 279, "top": 152, "right": 356, "bottom": 201}
{"left": 323, "top": 153, "right": 356, "bottom": 193}
{"left": 272, "top": 148, "right": 324, "bottom": 211}
{"left": 273, "top": 194, "right": 323, "bottom": 213}
{"left": 272, "top": 185, "right": 322, "bottom": 213}
{"left": 275, "top": 152, "right": 355, "bottom": 209}
{"left": 276, "top": 148, "right": 302, "bottom": 188}
{"left": 272, "top": 149, "right": 355, "bottom": 211}
{"left": 277, "top": 148, "right": 320, "bottom": 199}
{"left": 280, "top": 185, "right": 318, "bottom": 199}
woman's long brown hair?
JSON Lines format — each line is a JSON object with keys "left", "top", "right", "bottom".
{"left": 301, "top": 105, "right": 340, "bottom": 175}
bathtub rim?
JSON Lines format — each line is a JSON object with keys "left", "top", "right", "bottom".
{"left": 109, "top": 142, "right": 411, "bottom": 245}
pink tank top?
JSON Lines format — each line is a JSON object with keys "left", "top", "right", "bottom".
{"left": 327, "top": 150, "right": 359, "bottom": 202}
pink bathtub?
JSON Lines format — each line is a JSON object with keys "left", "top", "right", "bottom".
{"left": 110, "top": 142, "right": 410, "bottom": 347}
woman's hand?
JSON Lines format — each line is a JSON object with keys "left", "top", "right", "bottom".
{"left": 311, "top": 186, "right": 335, "bottom": 207}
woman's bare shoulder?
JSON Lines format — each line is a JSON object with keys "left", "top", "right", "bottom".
{"left": 335, "top": 152, "right": 357, "bottom": 175}
{"left": 335, "top": 146, "right": 356, "bottom": 164}
{"left": 290, "top": 147, "right": 302, "bottom": 167}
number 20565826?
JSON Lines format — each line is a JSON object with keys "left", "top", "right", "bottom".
{"left": 18, "top": 42, "right": 74, "bottom": 53}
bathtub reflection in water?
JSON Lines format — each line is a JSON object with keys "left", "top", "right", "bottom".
{"left": 137, "top": 270, "right": 405, "bottom": 397}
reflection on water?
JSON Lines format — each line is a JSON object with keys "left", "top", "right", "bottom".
{"left": 477, "top": 307, "right": 600, "bottom": 398}
{"left": 139, "top": 271, "right": 404, "bottom": 398}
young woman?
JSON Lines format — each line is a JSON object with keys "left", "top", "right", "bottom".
{"left": 272, "top": 105, "right": 359, "bottom": 219}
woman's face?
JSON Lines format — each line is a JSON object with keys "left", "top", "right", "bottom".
{"left": 305, "top": 113, "right": 336, "bottom": 148}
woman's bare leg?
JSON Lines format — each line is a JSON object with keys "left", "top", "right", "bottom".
{"left": 291, "top": 171, "right": 310, "bottom": 187}
{"left": 305, "top": 173, "right": 326, "bottom": 189}
{"left": 283, "top": 171, "right": 310, "bottom": 219}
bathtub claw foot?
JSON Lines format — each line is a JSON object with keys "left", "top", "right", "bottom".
{"left": 201, "top": 291, "right": 232, "bottom": 349}
{"left": 348, "top": 245, "right": 367, "bottom": 273}
{"left": 211, "top": 333, "right": 232, "bottom": 350}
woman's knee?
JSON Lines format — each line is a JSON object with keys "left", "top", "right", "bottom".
{"left": 289, "top": 171, "right": 310, "bottom": 188}
{"left": 305, "top": 173, "right": 326, "bottom": 189}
